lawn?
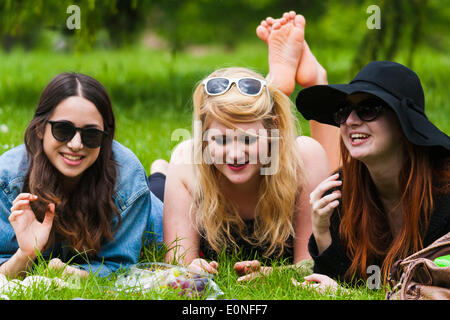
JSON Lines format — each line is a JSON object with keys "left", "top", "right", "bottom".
{"left": 0, "top": 246, "right": 386, "bottom": 301}
{"left": 0, "top": 41, "right": 448, "bottom": 300}
{"left": 1, "top": 42, "right": 449, "bottom": 171}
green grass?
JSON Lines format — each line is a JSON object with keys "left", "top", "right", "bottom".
{"left": 0, "top": 41, "right": 448, "bottom": 300}
{"left": 1, "top": 42, "right": 448, "bottom": 171}
{"left": 1, "top": 247, "right": 386, "bottom": 300}
{"left": 0, "top": 42, "right": 274, "bottom": 172}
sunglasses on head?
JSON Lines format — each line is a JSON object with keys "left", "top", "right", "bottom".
{"left": 333, "top": 98, "right": 387, "bottom": 125}
{"left": 202, "top": 77, "right": 268, "bottom": 97}
{"left": 47, "top": 120, "right": 108, "bottom": 148}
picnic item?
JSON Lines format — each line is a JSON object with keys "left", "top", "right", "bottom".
{"left": 386, "top": 232, "right": 450, "bottom": 300}
{"left": 434, "top": 255, "right": 450, "bottom": 268}
{"left": 115, "top": 262, "right": 224, "bottom": 299}
{"left": 0, "top": 274, "right": 72, "bottom": 299}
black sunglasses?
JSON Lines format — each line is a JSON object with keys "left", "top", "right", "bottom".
{"left": 47, "top": 120, "right": 108, "bottom": 148}
{"left": 333, "top": 98, "right": 387, "bottom": 125}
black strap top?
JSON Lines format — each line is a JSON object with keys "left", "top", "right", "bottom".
{"left": 199, "top": 219, "right": 294, "bottom": 264}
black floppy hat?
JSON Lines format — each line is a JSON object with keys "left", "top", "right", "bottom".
{"left": 296, "top": 61, "right": 450, "bottom": 151}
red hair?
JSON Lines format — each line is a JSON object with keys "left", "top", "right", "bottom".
{"left": 339, "top": 138, "right": 449, "bottom": 282}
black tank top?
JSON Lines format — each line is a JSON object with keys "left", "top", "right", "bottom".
{"left": 199, "top": 219, "right": 294, "bottom": 264}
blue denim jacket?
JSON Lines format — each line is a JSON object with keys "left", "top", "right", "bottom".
{"left": 0, "top": 141, "right": 163, "bottom": 277}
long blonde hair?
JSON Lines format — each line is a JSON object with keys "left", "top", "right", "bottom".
{"left": 191, "top": 67, "right": 303, "bottom": 258}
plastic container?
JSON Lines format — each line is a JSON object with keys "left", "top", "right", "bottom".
{"left": 115, "top": 262, "right": 223, "bottom": 299}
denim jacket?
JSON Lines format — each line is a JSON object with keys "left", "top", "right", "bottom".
{"left": 0, "top": 141, "right": 163, "bottom": 277}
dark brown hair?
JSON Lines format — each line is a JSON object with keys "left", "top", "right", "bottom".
{"left": 23, "top": 73, "right": 119, "bottom": 256}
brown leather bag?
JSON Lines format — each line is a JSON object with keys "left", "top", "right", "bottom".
{"left": 386, "top": 232, "right": 450, "bottom": 300}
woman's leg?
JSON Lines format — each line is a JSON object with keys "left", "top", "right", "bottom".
{"left": 148, "top": 159, "right": 168, "bottom": 202}
{"left": 257, "top": 11, "right": 340, "bottom": 171}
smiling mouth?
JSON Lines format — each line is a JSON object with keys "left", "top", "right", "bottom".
{"left": 228, "top": 160, "right": 249, "bottom": 166}
{"left": 61, "top": 153, "right": 85, "bottom": 164}
{"left": 350, "top": 133, "right": 370, "bottom": 144}
{"left": 227, "top": 161, "right": 249, "bottom": 170}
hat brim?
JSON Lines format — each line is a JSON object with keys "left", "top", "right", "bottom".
{"left": 296, "top": 81, "right": 397, "bottom": 126}
{"left": 296, "top": 82, "right": 450, "bottom": 151}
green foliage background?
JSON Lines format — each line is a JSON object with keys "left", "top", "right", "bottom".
{"left": 0, "top": 0, "right": 448, "bottom": 171}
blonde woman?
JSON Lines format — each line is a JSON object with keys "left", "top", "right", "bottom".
{"left": 151, "top": 66, "right": 329, "bottom": 279}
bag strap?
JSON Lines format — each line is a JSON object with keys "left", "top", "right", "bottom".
{"left": 402, "top": 232, "right": 450, "bottom": 263}
{"left": 388, "top": 232, "right": 450, "bottom": 288}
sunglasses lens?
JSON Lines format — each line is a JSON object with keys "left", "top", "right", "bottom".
{"left": 333, "top": 107, "right": 352, "bottom": 125}
{"left": 238, "top": 78, "right": 262, "bottom": 95}
{"left": 333, "top": 98, "right": 385, "bottom": 125}
{"left": 357, "top": 106, "right": 378, "bottom": 121}
{"left": 82, "top": 129, "right": 105, "bottom": 148}
{"left": 357, "top": 99, "right": 384, "bottom": 121}
{"left": 205, "top": 78, "right": 230, "bottom": 95}
{"left": 51, "top": 122, "right": 75, "bottom": 142}
{"left": 50, "top": 121, "right": 104, "bottom": 148}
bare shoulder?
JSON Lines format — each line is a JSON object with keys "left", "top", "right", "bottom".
{"left": 295, "top": 136, "right": 330, "bottom": 186}
{"left": 168, "top": 139, "right": 196, "bottom": 191}
{"left": 295, "top": 136, "right": 327, "bottom": 159}
{"left": 171, "top": 139, "right": 194, "bottom": 161}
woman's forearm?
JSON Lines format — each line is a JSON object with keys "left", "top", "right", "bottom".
{"left": 0, "top": 248, "right": 35, "bottom": 278}
{"left": 313, "top": 230, "right": 332, "bottom": 256}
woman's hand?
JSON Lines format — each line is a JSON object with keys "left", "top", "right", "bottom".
{"left": 9, "top": 193, "right": 55, "bottom": 258}
{"left": 309, "top": 173, "right": 341, "bottom": 254}
{"left": 47, "top": 258, "right": 89, "bottom": 279}
{"left": 292, "top": 273, "right": 342, "bottom": 294}
{"left": 187, "top": 258, "right": 219, "bottom": 275}
{"left": 309, "top": 173, "right": 342, "bottom": 234}
{"left": 234, "top": 260, "right": 273, "bottom": 282}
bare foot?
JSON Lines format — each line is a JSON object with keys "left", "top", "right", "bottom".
{"left": 259, "top": 12, "right": 304, "bottom": 96}
{"left": 257, "top": 12, "right": 327, "bottom": 90}
{"left": 293, "top": 15, "right": 327, "bottom": 87}
{"left": 256, "top": 17, "right": 276, "bottom": 43}
{"left": 256, "top": 11, "right": 295, "bottom": 43}
{"left": 257, "top": 12, "right": 337, "bottom": 170}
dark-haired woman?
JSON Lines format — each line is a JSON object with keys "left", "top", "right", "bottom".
{"left": 0, "top": 73, "right": 163, "bottom": 278}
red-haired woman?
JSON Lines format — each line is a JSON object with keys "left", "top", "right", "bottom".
{"left": 297, "top": 61, "right": 450, "bottom": 288}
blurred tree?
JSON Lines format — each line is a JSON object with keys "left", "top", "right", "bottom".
{"left": 0, "top": 0, "right": 146, "bottom": 51}
{"left": 0, "top": 0, "right": 328, "bottom": 52}
{"left": 351, "top": 0, "right": 428, "bottom": 73}
{"left": 147, "top": 0, "right": 328, "bottom": 52}
{"left": 0, "top": 0, "right": 445, "bottom": 76}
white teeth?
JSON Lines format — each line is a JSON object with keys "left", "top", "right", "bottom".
{"left": 63, "top": 154, "right": 82, "bottom": 161}
{"left": 350, "top": 133, "right": 369, "bottom": 139}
